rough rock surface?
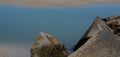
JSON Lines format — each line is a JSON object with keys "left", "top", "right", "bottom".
{"left": 31, "top": 32, "right": 69, "bottom": 57}
{"left": 69, "top": 30, "right": 120, "bottom": 57}
{"left": 103, "top": 16, "right": 120, "bottom": 36}
{"left": 69, "top": 15, "right": 120, "bottom": 57}
{"left": 73, "top": 17, "right": 113, "bottom": 51}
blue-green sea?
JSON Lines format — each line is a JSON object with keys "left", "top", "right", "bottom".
{"left": 0, "top": 4, "right": 120, "bottom": 57}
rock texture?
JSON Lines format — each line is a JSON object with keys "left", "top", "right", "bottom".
{"left": 73, "top": 17, "right": 113, "bottom": 51}
{"left": 103, "top": 16, "right": 120, "bottom": 36}
{"left": 31, "top": 32, "right": 69, "bottom": 57}
{"left": 69, "top": 30, "right": 120, "bottom": 57}
{"left": 69, "top": 15, "right": 120, "bottom": 57}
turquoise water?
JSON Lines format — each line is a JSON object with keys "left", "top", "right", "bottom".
{"left": 0, "top": 4, "right": 120, "bottom": 53}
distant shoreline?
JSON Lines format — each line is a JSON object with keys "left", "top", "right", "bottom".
{"left": 0, "top": 0, "right": 120, "bottom": 7}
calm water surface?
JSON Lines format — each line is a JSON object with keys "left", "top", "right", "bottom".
{"left": 0, "top": 4, "right": 120, "bottom": 57}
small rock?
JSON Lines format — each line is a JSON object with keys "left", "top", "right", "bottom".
{"left": 31, "top": 32, "right": 69, "bottom": 57}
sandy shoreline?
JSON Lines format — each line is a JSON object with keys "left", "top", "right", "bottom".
{"left": 0, "top": 0, "right": 120, "bottom": 7}
{"left": 0, "top": 43, "right": 30, "bottom": 57}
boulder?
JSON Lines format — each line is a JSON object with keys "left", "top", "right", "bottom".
{"left": 73, "top": 16, "right": 113, "bottom": 51}
{"left": 31, "top": 32, "right": 69, "bottom": 57}
{"left": 69, "top": 30, "right": 120, "bottom": 57}
{"left": 69, "top": 16, "right": 120, "bottom": 57}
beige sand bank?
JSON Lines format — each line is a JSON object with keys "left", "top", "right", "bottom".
{"left": 0, "top": 44, "right": 30, "bottom": 57}
{"left": 0, "top": 0, "right": 120, "bottom": 7}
